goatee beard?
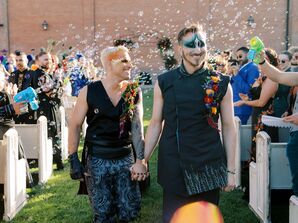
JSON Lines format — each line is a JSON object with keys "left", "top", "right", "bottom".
{"left": 182, "top": 51, "right": 202, "bottom": 67}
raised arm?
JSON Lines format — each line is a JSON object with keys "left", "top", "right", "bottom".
{"left": 259, "top": 51, "right": 298, "bottom": 86}
{"left": 240, "top": 78, "right": 278, "bottom": 107}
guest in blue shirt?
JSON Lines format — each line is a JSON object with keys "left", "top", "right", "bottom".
{"left": 231, "top": 47, "right": 260, "bottom": 124}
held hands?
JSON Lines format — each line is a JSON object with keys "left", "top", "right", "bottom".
{"left": 130, "top": 159, "right": 149, "bottom": 181}
{"left": 69, "top": 152, "right": 84, "bottom": 181}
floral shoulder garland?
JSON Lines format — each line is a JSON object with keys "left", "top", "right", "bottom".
{"left": 203, "top": 71, "right": 221, "bottom": 131}
{"left": 119, "top": 79, "right": 139, "bottom": 138}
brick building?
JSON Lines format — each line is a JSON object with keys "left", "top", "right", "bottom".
{"left": 0, "top": 0, "right": 297, "bottom": 72}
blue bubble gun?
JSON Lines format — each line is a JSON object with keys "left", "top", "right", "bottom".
{"left": 13, "top": 87, "right": 39, "bottom": 110}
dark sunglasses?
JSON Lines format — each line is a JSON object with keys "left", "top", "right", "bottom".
{"left": 182, "top": 34, "right": 205, "bottom": 49}
{"left": 278, "top": 59, "right": 288, "bottom": 64}
{"left": 216, "top": 63, "right": 225, "bottom": 67}
{"left": 237, "top": 55, "right": 243, "bottom": 59}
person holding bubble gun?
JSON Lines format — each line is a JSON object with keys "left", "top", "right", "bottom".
{"left": 13, "top": 87, "right": 39, "bottom": 111}
{"left": 13, "top": 86, "right": 39, "bottom": 124}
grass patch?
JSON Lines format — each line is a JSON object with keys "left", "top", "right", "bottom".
{"left": 3, "top": 88, "right": 259, "bottom": 223}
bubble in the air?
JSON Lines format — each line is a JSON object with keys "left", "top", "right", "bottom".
{"left": 105, "top": 36, "right": 112, "bottom": 41}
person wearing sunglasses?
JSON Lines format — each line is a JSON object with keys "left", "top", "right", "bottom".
{"left": 278, "top": 51, "right": 292, "bottom": 72}
{"left": 257, "top": 50, "right": 298, "bottom": 86}
{"left": 289, "top": 46, "right": 298, "bottom": 72}
{"left": 144, "top": 23, "right": 236, "bottom": 222}
{"left": 231, "top": 47, "right": 260, "bottom": 125}
{"left": 68, "top": 46, "right": 146, "bottom": 223}
{"left": 272, "top": 51, "right": 292, "bottom": 118}
{"left": 214, "top": 55, "right": 228, "bottom": 74}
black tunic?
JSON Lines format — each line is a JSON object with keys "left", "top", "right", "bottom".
{"left": 157, "top": 65, "right": 230, "bottom": 196}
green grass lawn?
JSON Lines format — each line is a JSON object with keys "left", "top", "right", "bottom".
{"left": 3, "top": 88, "right": 260, "bottom": 223}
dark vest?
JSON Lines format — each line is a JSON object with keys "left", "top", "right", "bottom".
{"left": 157, "top": 65, "right": 230, "bottom": 196}
{"left": 85, "top": 81, "right": 136, "bottom": 159}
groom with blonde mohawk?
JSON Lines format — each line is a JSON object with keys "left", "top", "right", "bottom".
{"left": 68, "top": 46, "right": 147, "bottom": 223}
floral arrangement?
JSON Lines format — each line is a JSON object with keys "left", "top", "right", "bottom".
{"left": 157, "top": 36, "right": 177, "bottom": 70}
{"left": 119, "top": 79, "right": 139, "bottom": 138}
{"left": 203, "top": 71, "right": 221, "bottom": 130}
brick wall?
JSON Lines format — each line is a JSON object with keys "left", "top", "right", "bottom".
{"left": 0, "top": 0, "right": 9, "bottom": 51}
{"left": 2, "top": 0, "right": 297, "bottom": 72}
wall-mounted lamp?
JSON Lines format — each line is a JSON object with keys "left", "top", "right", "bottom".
{"left": 42, "top": 20, "right": 49, "bottom": 30}
{"left": 247, "top": 15, "right": 255, "bottom": 27}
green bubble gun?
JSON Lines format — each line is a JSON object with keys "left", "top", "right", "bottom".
{"left": 247, "top": 36, "right": 265, "bottom": 64}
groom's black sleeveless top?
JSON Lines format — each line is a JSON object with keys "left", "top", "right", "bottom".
{"left": 157, "top": 65, "right": 230, "bottom": 196}
{"left": 85, "top": 81, "right": 135, "bottom": 159}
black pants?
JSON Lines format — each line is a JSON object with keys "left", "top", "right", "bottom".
{"left": 162, "top": 188, "right": 220, "bottom": 223}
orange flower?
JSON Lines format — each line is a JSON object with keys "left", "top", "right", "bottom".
{"left": 211, "top": 76, "right": 220, "bottom": 83}
{"left": 206, "top": 89, "right": 214, "bottom": 96}
{"left": 211, "top": 107, "right": 217, "bottom": 115}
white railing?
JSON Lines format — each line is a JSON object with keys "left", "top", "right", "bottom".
{"left": 290, "top": 196, "right": 298, "bottom": 223}
{"left": 0, "top": 129, "right": 27, "bottom": 221}
{"left": 59, "top": 106, "right": 68, "bottom": 160}
{"left": 14, "top": 116, "right": 53, "bottom": 184}
{"left": 249, "top": 131, "right": 291, "bottom": 223}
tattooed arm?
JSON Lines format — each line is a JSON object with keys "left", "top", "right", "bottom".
{"left": 131, "top": 88, "right": 147, "bottom": 181}
{"left": 132, "top": 88, "right": 145, "bottom": 160}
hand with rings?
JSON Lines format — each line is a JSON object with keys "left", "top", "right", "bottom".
{"left": 130, "top": 160, "right": 149, "bottom": 181}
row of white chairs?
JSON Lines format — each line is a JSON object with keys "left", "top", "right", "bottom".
{"left": 238, "top": 120, "right": 297, "bottom": 223}
{"left": 0, "top": 106, "right": 68, "bottom": 221}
